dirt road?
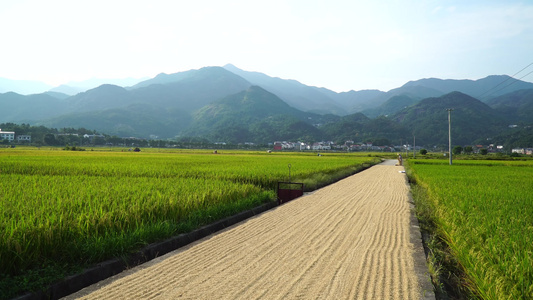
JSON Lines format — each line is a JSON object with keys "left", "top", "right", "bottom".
{"left": 68, "top": 160, "right": 432, "bottom": 299}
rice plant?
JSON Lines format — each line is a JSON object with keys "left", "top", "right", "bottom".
{"left": 409, "top": 160, "right": 533, "bottom": 299}
{"left": 0, "top": 149, "right": 378, "bottom": 299}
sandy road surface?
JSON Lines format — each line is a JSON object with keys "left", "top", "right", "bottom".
{"left": 69, "top": 160, "right": 431, "bottom": 299}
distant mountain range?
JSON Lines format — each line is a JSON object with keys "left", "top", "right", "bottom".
{"left": 0, "top": 77, "right": 148, "bottom": 95}
{"left": 1, "top": 65, "right": 533, "bottom": 147}
{"left": 0, "top": 78, "right": 53, "bottom": 95}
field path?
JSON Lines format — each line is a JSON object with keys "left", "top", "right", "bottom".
{"left": 68, "top": 160, "right": 432, "bottom": 299}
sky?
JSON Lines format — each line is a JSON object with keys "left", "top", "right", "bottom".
{"left": 1, "top": 0, "right": 532, "bottom": 92}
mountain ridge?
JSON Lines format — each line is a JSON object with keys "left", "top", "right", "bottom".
{"left": 392, "top": 91, "right": 507, "bottom": 145}
{"left": 2, "top": 65, "right": 533, "bottom": 147}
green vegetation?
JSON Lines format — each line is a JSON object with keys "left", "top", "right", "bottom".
{"left": 3, "top": 67, "right": 533, "bottom": 147}
{"left": 452, "top": 146, "right": 463, "bottom": 155}
{"left": 185, "top": 86, "right": 322, "bottom": 144}
{"left": 486, "top": 89, "right": 533, "bottom": 124}
{"left": 0, "top": 148, "right": 379, "bottom": 299}
{"left": 407, "top": 159, "right": 533, "bottom": 299}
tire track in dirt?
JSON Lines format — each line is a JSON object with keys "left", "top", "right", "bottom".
{"left": 67, "top": 161, "right": 431, "bottom": 299}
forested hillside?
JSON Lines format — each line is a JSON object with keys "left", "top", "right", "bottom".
{"left": 1, "top": 66, "right": 533, "bottom": 148}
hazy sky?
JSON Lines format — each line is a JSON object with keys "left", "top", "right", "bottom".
{"left": 1, "top": 0, "right": 532, "bottom": 92}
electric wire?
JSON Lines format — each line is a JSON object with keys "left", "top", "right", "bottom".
{"left": 477, "top": 62, "right": 533, "bottom": 100}
{"left": 481, "top": 69, "right": 533, "bottom": 100}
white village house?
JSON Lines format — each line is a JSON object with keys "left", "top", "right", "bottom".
{"left": 17, "top": 135, "right": 31, "bottom": 142}
{"left": 0, "top": 129, "right": 15, "bottom": 142}
{"left": 512, "top": 148, "right": 533, "bottom": 155}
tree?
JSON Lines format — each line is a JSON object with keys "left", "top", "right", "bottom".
{"left": 93, "top": 136, "right": 106, "bottom": 145}
{"left": 419, "top": 149, "right": 428, "bottom": 155}
{"left": 372, "top": 138, "right": 390, "bottom": 146}
{"left": 452, "top": 146, "right": 463, "bottom": 155}
{"left": 480, "top": 148, "right": 488, "bottom": 155}
{"left": 43, "top": 133, "right": 58, "bottom": 146}
{"left": 464, "top": 146, "right": 473, "bottom": 154}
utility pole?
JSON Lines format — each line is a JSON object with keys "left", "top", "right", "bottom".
{"left": 413, "top": 135, "right": 416, "bottom": 159}
{"left": 447, "top": 108, "right": 453, "bottom": 165}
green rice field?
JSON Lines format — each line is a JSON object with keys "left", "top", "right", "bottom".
{"left": 0, "top": 147, "right": 379, "bottom": 299}
{"left": 408, "top": 159, "right": 533, "bottom": 299}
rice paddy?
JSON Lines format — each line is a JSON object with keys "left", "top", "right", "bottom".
{"left": 408, "top": 159, "right": 533, "bottom": 299}
{"left": 0, "top": 148, "right": 379, "bottom": 299}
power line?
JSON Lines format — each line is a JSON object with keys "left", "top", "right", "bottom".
{"left": 477, "top": 62, "right": 533, "bottom": 100}
{"left": 485, "top": 69, "right": 533, "bottom": 98}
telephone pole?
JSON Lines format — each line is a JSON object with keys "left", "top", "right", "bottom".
{"left": 447, "top": 108, "right": 453, "bottom": 165}
{"left": 413, "top": 135, "right": 416, "bottom": 159}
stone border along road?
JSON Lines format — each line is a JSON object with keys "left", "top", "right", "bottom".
{"left": 64, "top": 160, "right": 435, "bottom": 299}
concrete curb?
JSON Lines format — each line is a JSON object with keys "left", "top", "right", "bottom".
{"left": 404, "top": 175, "right": 436, "bottom": 299}
{"left": 13, "top": 201, "right": 278, "bottom": 300}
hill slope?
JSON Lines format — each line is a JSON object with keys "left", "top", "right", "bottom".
{"left": 362, "top": 94, "right": 420, "bottom": 118}
{"left": 0, "top": 92, "right": 68, "bottom": 122}
{"left": 363, "top": 76, "right": 533, "bottom": 118}
{"left": 130, "top": 67, "right": 251, "bottom": 112}
{"left": 184, "top": 86, "right": 321, "bottom": 143}
{"left": 42, "top": 104, "right": 191, "bottom": 138}
{"left": 402, "top": 75, "right": 533, "bottom": 102}
{"left": 223, "top": 64, "right": 346, "bottom": 115}
{"left": 392, "top": 91, "right": 507, "bottom": 146}
{"left": 485, "top": 89, "right": 533, "bottom": 124}
{"left": 38, "top": 67, "right": 252, "bottom": 138}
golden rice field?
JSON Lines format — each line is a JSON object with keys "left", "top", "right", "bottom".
{"left": 408, "top": 159, "right": 533, "bottom": 299}
{"left": 0, "top": 147, "right": 380, "bottom": 299}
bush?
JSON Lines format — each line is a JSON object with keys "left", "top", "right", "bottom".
{"left": 63, "top": 145, "right": 85, "bottom": 151}
{"left": 452, "top": 146, "right": 463, "bottom": 155}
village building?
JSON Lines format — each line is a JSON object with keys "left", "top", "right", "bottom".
{"left": 273, "top": 141, "right": 310, "bottom": 151}
{"left": 512, "top": 148, "right": 533, "bottom": 155}
{"left": 83, "top": 134, "right": 105, "bottom": 143}
{"left": 17, "top": 135, "right": 31, "bottom": 142}
{"left": 0, "top": 129, "right": 15, "bottom": 142}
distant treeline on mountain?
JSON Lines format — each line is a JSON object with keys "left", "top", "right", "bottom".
{"left": 1, "top": 65, "right": 533, "bottom": 149}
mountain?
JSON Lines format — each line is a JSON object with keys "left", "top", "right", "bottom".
{"left": 48, "top": 85, "right": 85, "bottom": 96}
{"left": 66, "top": 84, "right": 133, "bottom": 112}
{"left": 486, "top": 125, "right": 533, "bottom": 150}
{"left": 71, "top": 77, "right": 148, "bottom": 89}
{"left": 0, "top": 77, "right": 147, "bottom": 96}
{"left": 319, "top": 113, "right": 369, "bottom": 143}
{"left": 0, "top": 92, "right": 67, "bottom": 122}
{"left": 392, "top": 91, "right": 507, "bottom": 146}
{"left": 44, "top": 91, "right": 70, "bottom": 100}
{"left": 3, "top": 65, "right": 533, "bottom": 147}
{"left": 357, "top": 85, "right": 444, "bottom": 115}
{"left": 329, "top": 89, "right": 386, "bottom": 113}
{"left": 362, "top": 94, "right": 420, "bottom": 118}
{"left": 356, "top": 75, "right": 533, "bottom": 118}
{"left": 401, "top": 75, "right": 533, "bottom": 102}
{"left": 223, "top": 64, "right": 346, "bottom": 115}
{"left": 0, "top": 78, "right": 52, "bottom": 95}
{"left": 39, "top": 67, "right": 252, "bottom": 138}
{"left": 183, "top": 86, "right": 321, "bottom": 143}
{"left": 42, "top": 104, "right": 191, "bottom": 138}
{"left": 48, "top": 77, "right": 149, "bottom": 95}
{"left": 485, "top": 89, "right": 533, "bottom": 124}
{"left": 129, "top": 71, "right": 198, "bottom": 89}
{"left": 129, "top": 67, "right": 251, "bottom": 112}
